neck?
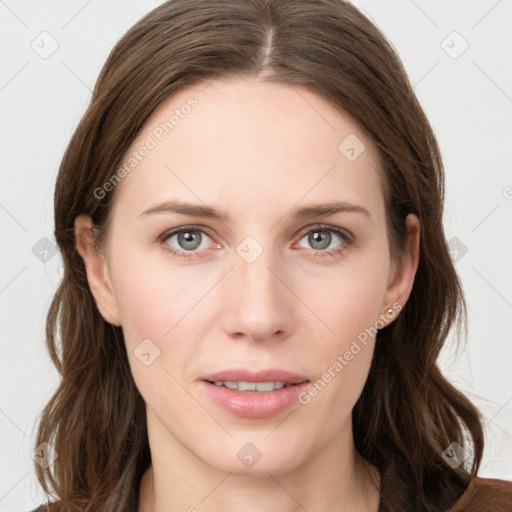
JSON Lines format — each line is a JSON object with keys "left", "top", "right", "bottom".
{"left": 138, "top": 409, "right": 381, "bottom": 512}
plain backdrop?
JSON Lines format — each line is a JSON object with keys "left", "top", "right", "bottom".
{"left": 1, "top": 0, "right": 511, "bottom": 510}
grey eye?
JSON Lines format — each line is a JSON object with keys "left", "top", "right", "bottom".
{"left": 165, "top": 229, "right": 212, "bottom": 251}
{"left": 297, "top": 229, "right": 345, "bottom": 251}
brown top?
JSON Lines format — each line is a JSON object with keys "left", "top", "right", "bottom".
{"left": 30, "top": 465, "right": 512, "bottom": 512}
{"left": 377, "top": 457, "right": 512, "bottom": 511}
{"left": 447, "top": 476, "right": 512, "bottom": 511}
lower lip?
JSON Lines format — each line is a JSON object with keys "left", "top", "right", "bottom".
{"left": 200, "top": 380, "right": 310, "bottom": 419}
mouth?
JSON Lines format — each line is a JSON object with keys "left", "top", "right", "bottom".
{"left": 200, "top": 368, "right": 309, "bottom": 389}
{"left": 199, "top": 369, "right": 310, "bottom": 418}
{"left": 205, "top": 380, "right": 300, "bottom": 392}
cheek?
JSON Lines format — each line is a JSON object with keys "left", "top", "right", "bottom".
{"left": 294, "top": 257, "right": 388, "bottom": 410}
{"left": 303, "top": 258, "right": 388, "bottom": 344}
{"left": 110, "top": 250, "right": 196, "bottom": 340}
{"left": 109, "top": 251, "right": 212, "bottom": 388}
{"left": 113, "top": 257, "right": 203, "bottom": 418}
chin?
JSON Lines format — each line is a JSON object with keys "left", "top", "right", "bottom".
{"left": 199, "top": 437, "right": 311, "bottom": 477}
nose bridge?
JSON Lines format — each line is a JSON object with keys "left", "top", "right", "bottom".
{"left": 236, "top": 246, "right": 281, "bottom": 310}
{"left": 224, "top": 238, "right": 292, "bottom": 340}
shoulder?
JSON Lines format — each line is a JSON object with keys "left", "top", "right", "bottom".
{"left": 448, "top": 476, "right": 512, "bottom": 511}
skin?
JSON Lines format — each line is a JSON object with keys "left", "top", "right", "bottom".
{"left": 75, "top": 77, "right": 420, "bottom": 512}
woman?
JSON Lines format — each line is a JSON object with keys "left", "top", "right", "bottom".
{"left": 31, "top": 1, "right": 512, "bottom": 511}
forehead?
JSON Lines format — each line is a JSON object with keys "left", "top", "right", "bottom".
{"left": 111, "top": 77, "right": 384, "bottom": 222}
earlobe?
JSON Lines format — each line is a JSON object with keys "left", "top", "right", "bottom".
{"left": 380, "top": 213, "right": 421, "bottom": 327}
{"left": 74, "top": 215, "right": 121, "bottom": 326}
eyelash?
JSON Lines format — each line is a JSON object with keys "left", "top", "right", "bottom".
{"left": 157, "top": 224, "right": 353, "bottom": 260}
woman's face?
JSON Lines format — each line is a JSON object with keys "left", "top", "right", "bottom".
{"left": 77, "top": 77, "right": 418, "bottom": 476}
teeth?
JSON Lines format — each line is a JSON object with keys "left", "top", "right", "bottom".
{"left": 212, "top": 381, "right": 287, "bottom": 392}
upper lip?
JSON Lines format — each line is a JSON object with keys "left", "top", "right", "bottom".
{"left": 201, "top": 368, "right": 309, "bottom": 384}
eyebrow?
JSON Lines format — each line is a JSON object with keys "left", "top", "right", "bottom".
{"left": 139, "top": 199, "right": 371, "bottom": 221}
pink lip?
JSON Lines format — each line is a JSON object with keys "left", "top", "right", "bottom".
{"left": 199, "top": 368, "right": 310, "bottom": 419}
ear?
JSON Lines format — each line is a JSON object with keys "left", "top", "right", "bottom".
{"left": 74, "top": 215, "right": 121, "bottom": 326}
{"left": 379, "top": 213, "right": 420, "bottom": 326}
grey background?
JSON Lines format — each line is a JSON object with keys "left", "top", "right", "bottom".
{"left": 1, "top": 0, "right": 511, "bottom": 509}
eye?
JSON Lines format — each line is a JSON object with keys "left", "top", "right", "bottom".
{"left": 296, "top": 225, "right": 352, "bottom": 255}
{"left": 159, "top": 226, "right": 216, "bottom": 256}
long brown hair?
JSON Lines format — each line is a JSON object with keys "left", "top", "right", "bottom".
{"left": 35, "top": 1, "right": 484, "bottom": 510}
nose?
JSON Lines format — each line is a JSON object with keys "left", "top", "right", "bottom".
{"left": 222, "top": 249, "right": 295, "bottom": 344}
